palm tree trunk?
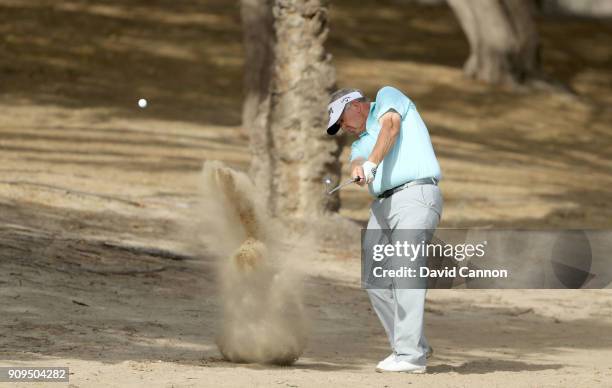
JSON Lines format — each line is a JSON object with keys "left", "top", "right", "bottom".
{"left": 240, "top": 0, "right": 342, "bottom": 218}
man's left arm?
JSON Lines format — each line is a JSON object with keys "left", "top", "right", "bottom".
{"left": 362, "top": 111, "right": 401, "bottom": 182}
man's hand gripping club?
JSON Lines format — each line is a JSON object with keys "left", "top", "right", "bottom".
{"left": 351, "top": 158, "right": 377, "bottom": 186}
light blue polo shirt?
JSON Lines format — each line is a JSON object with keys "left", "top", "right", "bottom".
{"left": 349, "top": 86, "right": 442, "bottom": 197}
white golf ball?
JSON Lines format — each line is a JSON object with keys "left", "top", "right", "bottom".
{"left": 138, "top": 98, "right": 147, "bottom": 108}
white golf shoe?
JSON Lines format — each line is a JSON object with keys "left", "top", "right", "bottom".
{"left": 376, "top": 358, "right": 426, "bottom": 374}
{"left": 376, "top": 353, "right": 396, "bottom": 370}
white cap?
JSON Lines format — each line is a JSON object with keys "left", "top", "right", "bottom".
{"left": 326, "top": 91, "right": 363, "bottom": 135}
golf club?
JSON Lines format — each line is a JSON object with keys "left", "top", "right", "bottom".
{"left": 324, "top": 176, "right": 362, "bottom": 195}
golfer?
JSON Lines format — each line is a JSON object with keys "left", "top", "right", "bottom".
{"left": 326, "top": 86, "right": 443, "bottom": 373}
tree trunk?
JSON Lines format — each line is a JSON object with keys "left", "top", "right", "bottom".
{"left": 240, "top": 0, "right": 341, "bottom": 218}
{"left": 447, "top": 0, "right": 540, "bottom": 85}
{"left": 240, "top": 0, "right": 275, "bottom": 197}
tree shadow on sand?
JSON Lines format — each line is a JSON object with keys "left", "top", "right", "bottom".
{"left": 0, "top": 0, "right": 244, "bottom": 126}
{"left": 428, "top": 359, "right": 563, "bottom": 374}
{"left": 1, "top": 199, "right": 611, "bottom": 374}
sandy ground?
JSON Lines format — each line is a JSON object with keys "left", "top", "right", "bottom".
{"left": 1, "top": 0, "right": 612, "bottom": 387}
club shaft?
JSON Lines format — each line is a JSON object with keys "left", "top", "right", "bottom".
{"left": 327, "top": 177, "right": 359, "bottom": 194}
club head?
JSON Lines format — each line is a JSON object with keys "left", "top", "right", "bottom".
{"left": 323, "top": 176, "right": 333, "bottom": 192}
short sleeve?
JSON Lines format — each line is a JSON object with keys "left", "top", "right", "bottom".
{"left": 375, "top": 86, "right": 412, "bottom": 121}
{"left": 349, "top": 140, "right": 368, "bottom": 163}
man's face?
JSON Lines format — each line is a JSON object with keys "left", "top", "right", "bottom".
{"left": 338, "top": 102, "right": 366, "bottom": 136}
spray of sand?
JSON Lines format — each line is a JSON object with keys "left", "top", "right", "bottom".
{"left": 196, "top": 161, "right": 308, "bottom": 365}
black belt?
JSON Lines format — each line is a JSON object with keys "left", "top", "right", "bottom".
{"left": 378, "top": 177, "right": 438, "bottom": 199}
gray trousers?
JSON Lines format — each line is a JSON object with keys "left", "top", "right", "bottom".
{"left": 364, "top": 183, "right": 443, "bottom": 366}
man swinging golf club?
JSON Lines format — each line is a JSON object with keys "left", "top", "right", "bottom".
{"left": 326, "top": 86, "right": 443, "bottom": 373}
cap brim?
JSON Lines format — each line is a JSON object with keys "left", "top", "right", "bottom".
{"left": 327, "top": 123, "right": 340, "bottom": 135}
{"left": 326, "top": 90, "right": 362, "bottom": 136}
